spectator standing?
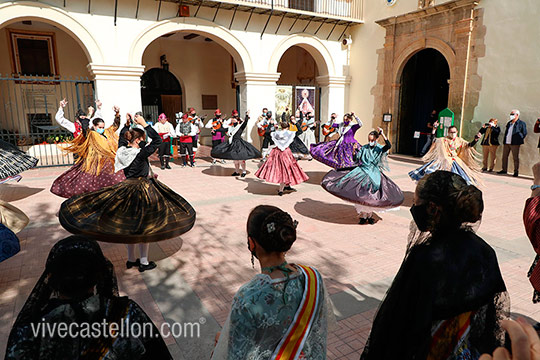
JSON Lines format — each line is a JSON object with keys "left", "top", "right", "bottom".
{"left": 478, "top": 118, "right": 501, "bottom": 172}
{"left": 499, "top": 109, "right": 527, "bottom": 177}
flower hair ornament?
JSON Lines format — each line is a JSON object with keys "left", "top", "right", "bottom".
{"left": 267, "top": 222, "right": 276, "bottom": 233}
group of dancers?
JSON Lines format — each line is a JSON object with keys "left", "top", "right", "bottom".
{"left": 0, "top": 99, "right": 489, "bottom": 269}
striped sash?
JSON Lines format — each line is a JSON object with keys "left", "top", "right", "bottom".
{"left": 272, "top": 264, "right": 321, "bottom": 360}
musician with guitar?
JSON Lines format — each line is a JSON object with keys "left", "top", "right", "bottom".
{"left": 298, "top": 111, "right": 317, "bottom": 151}
{"left": 322, "top": 113, "right": 339, "bottom": 142}
{"left": 257, "top": 110, "right": 277, "bottom": 159}
{"left": 187, "top": 107, "right": 204, "bottom": 164}
{"left": 205, "top": 109, "right": 228, "bottom": 165}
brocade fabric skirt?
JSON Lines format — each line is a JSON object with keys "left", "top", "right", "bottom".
{"left": 59, "top": 177, "right": 196, "bottom": 243}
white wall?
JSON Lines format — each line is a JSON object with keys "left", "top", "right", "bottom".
{"left": 472, "top": 0, "right": 540, "bottom": 173}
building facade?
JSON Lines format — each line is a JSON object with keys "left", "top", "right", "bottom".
{"left": 0, "top": 0, "right": 538, "bottom": 174}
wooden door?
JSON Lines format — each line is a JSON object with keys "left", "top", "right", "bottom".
{"left": 161, "top": 94, "right": 182, "bottom": 158}
{"left": 161, "top": 95, "right": 182, "bottom": 127}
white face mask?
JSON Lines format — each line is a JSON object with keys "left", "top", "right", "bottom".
{"left": 489, "top": 122, "right": 495, "bottom": 127}
{"left": 369, "top": 141, "right": 376, "bottom": 147}
{"left": 510, "top": 115, "right": 516, "bottom": 121}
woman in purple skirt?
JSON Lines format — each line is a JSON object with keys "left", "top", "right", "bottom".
{"left": 321, "top": 128, "right": 403, "bottom": 224}
{"left": 310, "top": 113, "right": 362, "bottom": 169}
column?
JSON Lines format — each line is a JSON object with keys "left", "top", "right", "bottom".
{"left": 316, "top": 75, "right": 350, "bottom": 125}
{"left": 235, "top": 71, "right": 281, "bottom": 148}
{"left": 87, "top": 64, "right": 145, "bottom": 126}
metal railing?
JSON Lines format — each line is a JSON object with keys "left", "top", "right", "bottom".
{"left": 0, "top": 74, "right": 95, "bottom": 167}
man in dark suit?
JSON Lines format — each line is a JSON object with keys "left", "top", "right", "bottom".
{"left": 498, "top": 109, "right": 527, "bottom": 177}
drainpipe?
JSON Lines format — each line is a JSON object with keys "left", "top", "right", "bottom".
{"left": 459, "top": 3, "right": 477, "bottom": 136}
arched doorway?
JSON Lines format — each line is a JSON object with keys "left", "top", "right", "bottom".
{"left": 0, "top": 19, "right": 94, "bottom": 166}
{"left": 141, "top": 68, "right": 182, "bottom": 124}
{"left": 397, "top": 48, "right": 450, "bottom": 155}
{"left": 275, "top": 45, "right": 319, "bottom": 140}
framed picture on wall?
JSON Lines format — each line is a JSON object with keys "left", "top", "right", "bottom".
{"left": 275, "top": 86, "right": 293, "bottom": 118}
{"left": 295, "top": 86, "right": 316, "bottom": 117}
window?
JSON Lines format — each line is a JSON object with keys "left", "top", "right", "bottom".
{"left": 27, "top": 113, "right": 52, "bottom": 133}
{"left": 202, "top": 95, "right": 218, "bottom": 110}
{"left": 9, "top": 29, "right": 59, "bottom": 77}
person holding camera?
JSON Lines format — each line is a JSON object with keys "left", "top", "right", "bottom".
{"left": 478, "top": 118, "right": 501, "bottom": 172}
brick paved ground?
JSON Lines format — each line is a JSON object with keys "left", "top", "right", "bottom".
{"left": 0, "top": 147, "right": 538, "bottom": 359}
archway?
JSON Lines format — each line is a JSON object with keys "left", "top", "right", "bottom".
{"left": 274, "top": 45, "right": 320, "bottom": 142}
{"left": 141, "top": 68, "right": 183, "bottom": 125}
{"left": 397, "top": 48, "right": 450, "bottom": 155}
{"left": 0, "top": 18, "right": 94, "bottom": 166}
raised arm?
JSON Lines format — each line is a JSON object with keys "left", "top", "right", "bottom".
{"left": 140, "top": 125, "right": 162, "bottom": 157}
{"left": 378, "top": 127, "right": 391, "bottom": 152}
{"left": 55, "top": 99, "right": 76, "bottom": 133}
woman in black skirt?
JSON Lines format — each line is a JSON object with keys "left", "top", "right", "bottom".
{"left": 0, "top": 139, "right": 38, "bottom": 183}
{"left": 59, "top": 112, "right": 196, "bottom": 272}
{"left": 211, "top": 110, "right": 262, "bottom": 177}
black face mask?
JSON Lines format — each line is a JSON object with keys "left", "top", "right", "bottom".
{"left": 410, "top": 204, "right": 430, "bottom": 232}
{"left": 331, "top": 116, "right": 336, "bottom": 120}
{"left": 216, "top": 115, "right": 221, "bottom": 118}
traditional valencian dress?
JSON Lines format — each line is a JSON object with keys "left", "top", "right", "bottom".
{"left": 409, "top": 135, "right": 481, "bottom": 185}
{"left": 310, "top": 118, "right": 362, "bottom": 169}
{"left": 287, "top": 122, "right": 310, "bottom": 158}
{"left": 322, "top": 139, "right": 404, "bottom": 216}
{"left": 255, "top": 129, "right": 309, "bottom": 186}
{"left": 50, "top": 127, "right": 126, "bottom": 198}
{"left": 361, "top": 226, "right": 508, "bottom": 359}
{"left": 0, "top": 200, "right": 29, "bottom": 263}
{"left": 211, "top": 116, "right": 262, "bottom": 160}
{"left": 5, "top": 237, "right": 172, "bottom": 359}
{"left": 211, "top": 264, "right": 332, "bottom": 360}
{"left": 58, "top": 124, "right": 196, "bottom": 243}
{"left": 0, "top": 140, "right": 38, "bottom": 183}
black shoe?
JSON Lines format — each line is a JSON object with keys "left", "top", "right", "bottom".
{"left": 138, "top": 261, "right": 157, "bottom": 272}
{"left": 241, "top": 172, "right": 247, "bottom": 178}
{"left": 166, "top": 164, "right": 172, "bottom": 169}
{"left": 497, "top": 170, "right": 507, "bottom": 174}
{"left": 487, "top": 169, "right": 493, "bottom": 173}
{"left": 231, "top": 172, "right": 240, "bottom": 176}
{"left": 481, "top": 168, "right": 487, "bottom": 172}
{"left": 358, "top": 218, "right": 367, "bottom": 225}
{"left": 283, "top": 185, "right": 295, "bottom": 191}
{"left": 513, "top": 172, "right": 519, "bottom": 177}
{"left": 278, "top": 191, "right": 283, "bottom": 196}
{"left": 367, "top": 217, "right": 375, "bottom": 225}
{"left": 126, "top": 259, "right": 140, "bottom": 269}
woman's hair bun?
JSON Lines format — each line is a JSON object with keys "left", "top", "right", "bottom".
{"left": 455, "top": 185, "right": 483, "bottom": 224}
{"left": 259, "top": 210, "right": 297, "bottom": 253}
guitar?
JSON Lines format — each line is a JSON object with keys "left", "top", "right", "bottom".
{"left": 258, "top": 123, "right": 268, "bottom": 137}
{"left": 322, "top": 124, "right": 336, "bottom": 136}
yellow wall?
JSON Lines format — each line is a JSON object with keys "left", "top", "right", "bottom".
{"left": 142, "top": 37, "right": 237, "bottom": 119}
{"left": 277, "top": 46, "right": 318, "bottom": 85}
{"left": 0, "top": 21, "right": 90, "bottom": 77}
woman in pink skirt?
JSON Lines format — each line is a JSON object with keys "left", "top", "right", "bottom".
{"left": 255, "top": 121, "right": 309, "bottom": 196}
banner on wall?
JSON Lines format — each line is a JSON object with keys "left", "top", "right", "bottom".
{"left": 295, "top": 86, "right": 316, "bottom": 117}
{"left": 275, "top": 86, "right": 293, "bottom": 120}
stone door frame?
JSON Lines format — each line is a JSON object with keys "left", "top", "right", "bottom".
{"left": 373, "top": 0, "right": 485, "bottom": 148}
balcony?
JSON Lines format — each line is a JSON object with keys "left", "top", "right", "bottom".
{"left": 160, "top": 0, "right": 364, "bottom": 31}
